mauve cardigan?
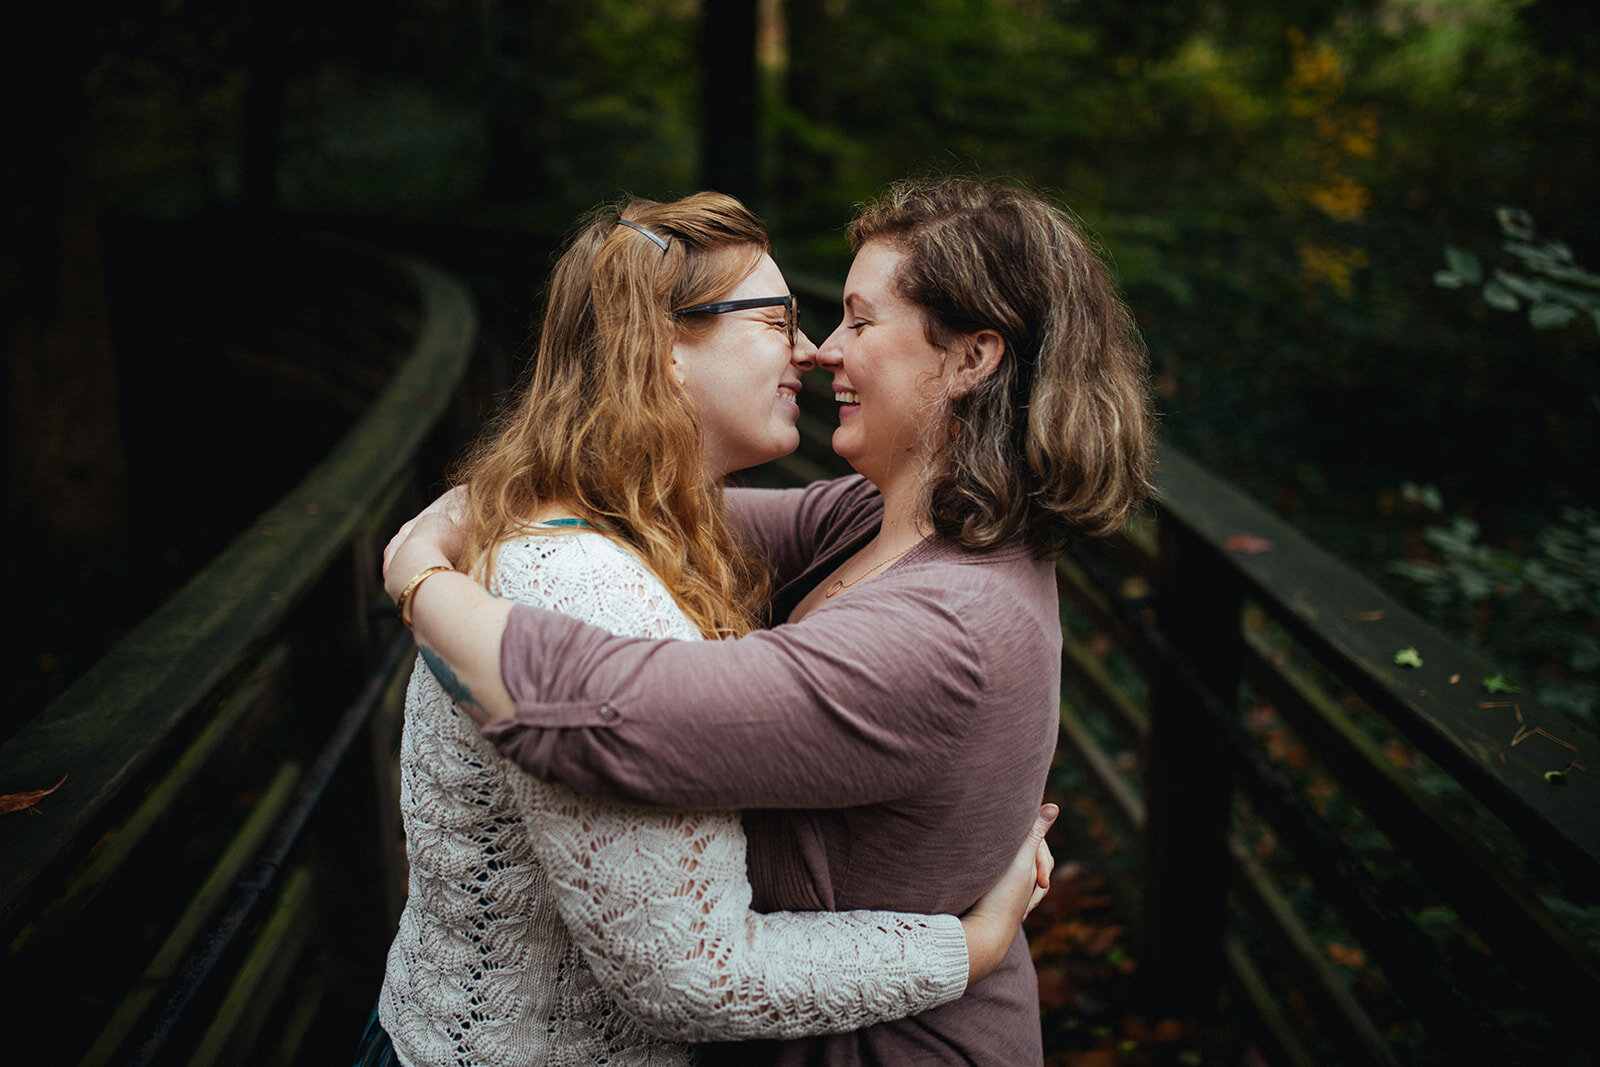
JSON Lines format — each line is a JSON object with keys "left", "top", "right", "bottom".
{"left": 484, "top": 475, "right": 1059, "bottom": 1066}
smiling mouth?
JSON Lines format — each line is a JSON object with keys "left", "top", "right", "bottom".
{"left": 778, "top": 382, "right": 801, "bottom": 400}
{"left": 834, "top": 390, "right": 859, "bottom": 404}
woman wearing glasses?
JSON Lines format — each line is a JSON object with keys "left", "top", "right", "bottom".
{"left": 365, "top": 192, "right": 1054, "bottom": 1067}
{"left": 385, "top": 176, "right": 1154, "bottom": 1064}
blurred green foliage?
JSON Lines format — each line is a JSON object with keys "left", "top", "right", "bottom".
{"left": 75, "top": 0, "right": 1598, "bottom": 712}
{"left": 1435, "top": 207, "right": 1600, "bottom": 333}
{"left": 1390, "top": 489, "right": 1600, "bottom": 730}
{"left": 1403, "top": 213, "right": 1600, "bottom": 731}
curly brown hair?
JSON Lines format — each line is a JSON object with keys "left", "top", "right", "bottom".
{"left": 848, "top": 176, "right": 1154, "bottom": 549}
{"left": 452, "top": 193, "right": 771, "bottom": 637}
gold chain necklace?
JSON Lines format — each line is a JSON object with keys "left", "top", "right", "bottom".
{"left": 824, "top": 541, "right": 919, "bottom": 598}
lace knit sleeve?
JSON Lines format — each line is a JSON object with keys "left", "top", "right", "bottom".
{"left": 492, "top": 535, "right": 968, "bottom": 1040}
{"left": 509, "top": 777, "right": 967, "bottom": 1041}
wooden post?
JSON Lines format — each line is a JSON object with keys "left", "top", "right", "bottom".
{"left": 1136, "top": 521, "right": 1245, "bottom": 1020}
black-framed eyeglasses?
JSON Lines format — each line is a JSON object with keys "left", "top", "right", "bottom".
{"left": 672, "top": 295, "right": 799, "bottom": 346}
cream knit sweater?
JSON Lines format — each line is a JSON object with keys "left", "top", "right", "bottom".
{"left": 378, "top": 531, "right": 967, "bottom": 1066}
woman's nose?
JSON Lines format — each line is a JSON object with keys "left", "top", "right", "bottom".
{"left": 791, "top": 329, "right": 818, "bottom": 372}
{"left": 815, "top": 323, "right": 845, "bottom": 367}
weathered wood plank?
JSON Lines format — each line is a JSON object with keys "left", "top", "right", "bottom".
{"left": 184, "top": 865, "right": 317, "bottom": 1067}
{"left": 1229, "top": 849, "right": 1401, "bottom": 1067}
{"left": 9, "top": 645, "right": 289, "bottom": 955}
{"left": 1058, "top": 700, "right": 1144, "bottom": 832}
{"left": 0, "top": 257, "right": 476, "bottom": 925}
{"left": 1154, "top": 445, "right": 1600, "bottom": 882}
{"left": 261, "top": 976, "right": 325, "bottom": 1067}
{"left": 1223, "top": 938, "right": 1320, "bottom": 1067}
{"left": 79, "top": 762, "right": 300, "bottom": 1067}
{"left": 1060, "top": 624, "right": 1147, "bottom": 743}
{"left": 1057, "top": 557, "right": 1158, "bottom": 676}
{"left": 1241, "top": 631, "right": 1600, "bottom": 1020}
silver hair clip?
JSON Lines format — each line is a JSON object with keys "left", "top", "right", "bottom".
{"left": 617, "top": 219, "right": 670, "bottom": 253}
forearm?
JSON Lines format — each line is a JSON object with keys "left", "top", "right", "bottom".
{"left": 649, "top": 909, "right": 967, "bottom": 1041}
{"left": 383, "top": 502, "right": 516, "bottom": 722}
{"left": 405, "top": 570, "right": 516, "bottom": 723}
{"left": 517, "top": 785, "right": 966, "bottom": 1041}
{"left": 483, "top": 595, "right": 982, "bottom": 809}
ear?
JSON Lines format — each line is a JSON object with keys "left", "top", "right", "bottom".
{"left": 947, "top": 329, "right": 1005, "bottom": 398}
{"left": 668, "top": 340, "right": 689, "bottom": 386}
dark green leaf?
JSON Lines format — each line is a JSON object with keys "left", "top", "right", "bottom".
{"left": 1481, "top": 282, "right": 1520, "bottom": 312}
{"left": 1495, "top": 269, "right": 1546, "bottom": 302}
{"left": 1482, "top": 674, "right": 1521, "bottom": 693}
{"left": 1443, "top": 246, "right": 1482, "bottom": 284}
{"left": 1495, "top": 206, "right": 1536, "bottom": 241}
{"left": 1530, "top": 303, "right": 1578, "bottom": 329}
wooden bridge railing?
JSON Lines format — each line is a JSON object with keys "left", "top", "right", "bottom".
{"left": 1064, "top": 449, "right": 1598, "bottom": 1065}
{"left": 0, "top": 241, "right": 478, "bottom": 1066}
{"left": 780, "top": 276, "right": 1598, "bottom": 1065}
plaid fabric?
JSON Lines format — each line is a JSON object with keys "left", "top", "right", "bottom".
{"left": 353, "top": 1003, "right": 399, "bottom": 1067}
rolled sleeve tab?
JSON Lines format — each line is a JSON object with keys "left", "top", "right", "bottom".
{"left": 490, "top": 701, "right": 626, "bottom": 730}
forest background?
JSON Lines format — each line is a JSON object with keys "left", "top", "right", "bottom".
{"left": 4, "top": 0, "right": 1596, "bottom": 825}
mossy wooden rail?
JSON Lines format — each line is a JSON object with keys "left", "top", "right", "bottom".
{"left": 0, "top": 243, "right": 477, "bottom": 1066}
{"left": 780, "top": 276, "right": 1598, "bottom": 1064}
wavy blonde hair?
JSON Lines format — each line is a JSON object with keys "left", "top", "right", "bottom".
{"left": 849, "top": 176, "right": 1155, "bottom": 550}
{"left": 453, "top": 193, "right": 772, "bottom": 637}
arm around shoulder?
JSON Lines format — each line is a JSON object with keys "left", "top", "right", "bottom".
{"left": 488, "top": 578, "right": 989, "bottom": 809}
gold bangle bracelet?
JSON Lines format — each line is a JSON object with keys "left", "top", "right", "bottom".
{"left": 396, "top": 565, "right": 454, "bottom": 628}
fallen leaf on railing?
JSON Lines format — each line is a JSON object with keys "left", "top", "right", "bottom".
{"left": 1223, "top": 533, "right": 1274, "bottom": 554}
{"left": 1483, "top": 673, "right": 1521, "bottom": 693}
{"left": 1545, "top": 760, "right": 1586, "bottom": 785}
{"left": 1394, "top": 647, "right": 1424, "bottom": 668}
{"left": 0, "top": 774, "right": 67, "bottom": 816}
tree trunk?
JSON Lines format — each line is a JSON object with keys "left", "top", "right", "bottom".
{"left": 699, "top": 0, "right": 761, "bottom": 209}
{"left": 776, "top": 0, "right": 837, "bottom": 235}
{"left": 2, "top": 3, "right": 125, "bottom": 548}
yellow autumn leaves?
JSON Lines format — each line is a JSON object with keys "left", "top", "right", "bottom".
{"left": 1285, "top": 27, "right": 1378, "bottom": 298}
